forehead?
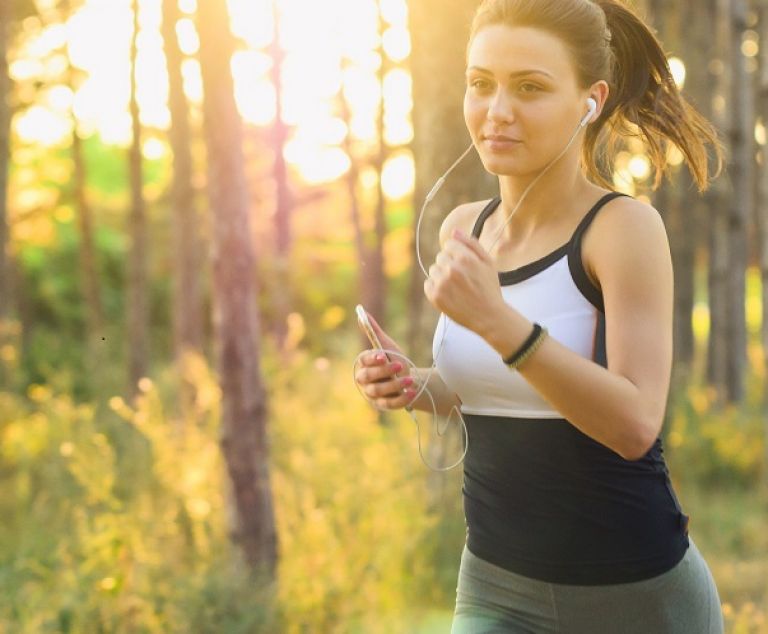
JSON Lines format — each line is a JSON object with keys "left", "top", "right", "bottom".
{"left": 466, "top": 24, "right": 575, "bottom": 81}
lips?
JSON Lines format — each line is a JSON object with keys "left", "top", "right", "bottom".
{"left": 482, "top": 134, "right": 522, "bottom": 152}
{"left": 483, "top": 134, "right": 521, "bottom": 142}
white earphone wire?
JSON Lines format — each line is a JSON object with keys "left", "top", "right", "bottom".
{"left": 354, "top": 100, "right": 596, "bottom": 471}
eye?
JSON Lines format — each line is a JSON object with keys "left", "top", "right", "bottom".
{"left": 519, "top": 82, "right": 541, "bottom": 93}
{"left": 468, "top": 78, "right": 492, "bottom": 91}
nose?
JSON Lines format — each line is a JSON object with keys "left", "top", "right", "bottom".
{"left": 486, "top": 89, "right": 515, "bottom": 125}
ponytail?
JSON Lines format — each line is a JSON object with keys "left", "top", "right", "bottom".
{"left": 586, "top": 0, "right": 724, "bottom": 191}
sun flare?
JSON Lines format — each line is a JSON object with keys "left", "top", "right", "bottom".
{"left": 12, "top": 0, "right": 414, "bottom": 197}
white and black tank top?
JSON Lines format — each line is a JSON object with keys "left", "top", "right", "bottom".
{"left": 432, "top": 192, "right": 691, "bottom": 585}
{"left": 433, "top": 192, "right": 615, "bottom": 414}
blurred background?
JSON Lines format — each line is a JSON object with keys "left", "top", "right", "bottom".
{"left": 0, "top": 0, "right": 766, "bottom": 631}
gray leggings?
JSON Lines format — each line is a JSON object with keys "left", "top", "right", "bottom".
{"left": 451, "top": 537, "right": 724, "bottom": 633}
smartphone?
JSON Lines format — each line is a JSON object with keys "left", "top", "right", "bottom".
{"left": 356, "top": 304, "right": 385, "bottom": 353}
{"left": 356, "top": 304, "right": 412, "bottom": 408}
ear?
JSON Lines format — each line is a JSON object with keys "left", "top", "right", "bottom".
{"left": 587, "top": 80, "right": 610, "bottom": 121}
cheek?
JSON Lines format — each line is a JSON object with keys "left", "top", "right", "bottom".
{"left": 463, "top": 94, "right": 485, "bottom": 127}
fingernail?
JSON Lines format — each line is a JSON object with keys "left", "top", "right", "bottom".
{"left": 376, "top": 354, "right": 385, "bottom": 362}
{"left": 391, "top": 362, "right": 403, "bottom": 373}
{"left": 402, "top": 376, "right": 414, "bottom": 387}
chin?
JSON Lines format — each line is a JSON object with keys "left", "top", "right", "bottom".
{"left": 479, "top": 154, "right": 531, "bottom": 177}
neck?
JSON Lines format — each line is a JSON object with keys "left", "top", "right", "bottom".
{"left": 494, "top": 152, "right": 591, "bottom": 243}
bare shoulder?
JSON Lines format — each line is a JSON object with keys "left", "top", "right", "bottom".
{"left": 583, "top": 195, "right": 670, "bottom": 290}
{"left": 438, "top": 198, "right": 496, "bottom": 249}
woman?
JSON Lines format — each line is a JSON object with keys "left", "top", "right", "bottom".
{"left": 354, "top": 0, "right": 725, "bottom": 631}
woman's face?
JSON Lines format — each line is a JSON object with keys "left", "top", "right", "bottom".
{"left": 464, "top": 24, "right": 589, "bottom": 177}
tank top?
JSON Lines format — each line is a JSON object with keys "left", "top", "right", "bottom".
{"left": 433, "top": 192, "right": 690, "bottom": 585}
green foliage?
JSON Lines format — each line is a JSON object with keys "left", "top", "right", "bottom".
{"left": 0, "top": 336, "right": 468, "bottom": 632}
{"left": 265, "top": 335, "right": 463, "bottom": 632}
{"left": 0, "top": 354, "right": 277, "bottom": 632}
{"left": 665, "top": 349, "right": 766, "bottom": 489}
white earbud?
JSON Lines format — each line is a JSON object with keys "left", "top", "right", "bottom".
{"left": 580, "top": 97, "right": 598, "bottom": 127}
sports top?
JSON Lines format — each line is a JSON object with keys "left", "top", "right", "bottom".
{"left": 432, "top": 192, "right": 690, "bottom": 585}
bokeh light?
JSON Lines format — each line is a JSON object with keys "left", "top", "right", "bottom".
{"left": 11, "top": 0, "right": 413, "bottom": 195}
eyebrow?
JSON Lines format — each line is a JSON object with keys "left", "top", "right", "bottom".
{"left": 466, "top": 66, "right": 554, "bottom": 79}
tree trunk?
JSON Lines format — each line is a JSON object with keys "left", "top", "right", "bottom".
{"left": 756, "top": 0, "right": 768, "bottom": 495}
{"left": 337, "top": 60, "right": 375, "bottom": 356}
{"left": 648, "top": 0, "right": 691, "bottom": 446}
{"left": 127, "top": 0, "right": 149, "bottom": 400}
{"left": 364, "top": 2, "right": 388, "bottom": 338}
{"left": 197, "top": 0, "right": 277, "bottom": 578}
{"left": 71, "top": 126, "right": 106, "bottom": 389}
{"left": 58, "top": 0, "right": 105, "bottom": 395}
{"left": 681, "top": 0, "right": 718, "bottom": 378}
{"left": 162, "top": 0, "right": 205, "bottom": 424}
{"left": 706, "top": 0, "right": 731, "bottom": 403}
{"left": 0, "top": 0, "right": 12, "bottom": 389}
{"left": 724, "top": 0, "right": 751, "bottom": 403}
{"left": 269, "top": 2, "right": 293, "bottom": 355}
{"left": 406, "top": 0, "right": 497, "bottom": 365}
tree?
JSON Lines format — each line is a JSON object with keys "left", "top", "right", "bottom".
{"left": 405, "top": 0, "right": 497, "bottom": 364}
{"left": 363, "top": 1, "right": 391, "bottom": 340}
{"left": 706, "top": 0, "right": 732, "bottom": 402}
{"left": 59, "top": 0, "right": 106, "bottom": 395}
{"left": 0, "top": 0, "right": 11, "bottom": 329}
{"left": 161, "top": 0, "right": 205, "bottom": 422}
{"left": 196, "top": 0, "right": 277, "bottom": 576}
{"left": 723, "top": 0, "right": 752, "bottom": 403}
{"left": 268, "top": 1, "right": 294, "bottom": 354}
{"left": 127, "top": 0, "right": 149, "bottom": 400}
{"left": 756, "top": 0, "right": 768, "bottom": 495}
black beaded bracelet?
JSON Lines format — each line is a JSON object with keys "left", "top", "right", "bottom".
{"left": 502, "top": 323, "right": 545, "bottom": 368}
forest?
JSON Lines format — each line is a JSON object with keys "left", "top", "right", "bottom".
{"left": 0, "top": 0, "right": 766, "bottom": 631}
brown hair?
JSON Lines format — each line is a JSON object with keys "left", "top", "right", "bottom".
{"left": 466, "top": 0, "right": 724, "bottom": 191}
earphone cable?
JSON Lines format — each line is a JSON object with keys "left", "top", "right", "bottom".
{"left": 355, "top": 106, "right": 591, "bottom": 471}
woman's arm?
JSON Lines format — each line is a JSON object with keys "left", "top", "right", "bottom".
{"left": 478, "top": 198, "right": 673, "bottom": 461}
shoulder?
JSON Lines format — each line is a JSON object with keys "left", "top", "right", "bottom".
{"left": 439, "top": 198, "right": 496, "bottom": 249}
{"left": 584, "top": 194, "right": 671, "bottom": 293}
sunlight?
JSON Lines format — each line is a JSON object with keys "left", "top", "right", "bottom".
{"left": 143, "top": 137, "right": 167, "bottom": 160}
{"left": 179, "top": 0, "right": 196, "bottom": 14}
{"left": 228, "top": 0, "right": 274, "bottom": 49}
{"left": 383, "top": 68, "right": 413, "bottom": 145}
{"left": 13, "top": 0, "right": 416, "bottom": 188}
{"left": 181, "top": 59, "right": 203, "bottom": 103}
{"left": 381, "top": 152, "right": 415, "bottom": 199}
{"left": 8, "top": 59, "right": 44, "bottom": 81}
{"left": 46, "top": 85, "right": 74, "bottom": 112}
{"left": 382, "top": 26, "right": 411, "bottom": 62}
{"left": 668, "top": 57, "right": 686, "bottom": 90}
{"left": 628, "top": 154, "right": 651, "bottom": 181}
{"left": 14, "top": 105, "right": 71, "bottom": 145}
{"left": 380, "top": 0, "right": 408, "bottom": 25}
{"left": 175, "top": 18, "right": 199, "bottom": 56}
{"left": 232, "top": 50, "right": 276, "bottom": 124}
{"left": 755, "top": 120, "right": 766, "bottom": 146}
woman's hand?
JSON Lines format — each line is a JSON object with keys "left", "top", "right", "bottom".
{"left": 354, "top": 311, "right": 418, "bottom": 410}
{"left": 424, "top": 228, "right": 507, "bottom": 335}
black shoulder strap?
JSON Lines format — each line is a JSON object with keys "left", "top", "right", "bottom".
{"left": 570, "top": 191, "right": 630, "bottom": 246}
{"left": 471, "top": 197, "right": 502, "bottom": 239}
{"left": 567, "top": 191, "right": 632, "bottom": 314}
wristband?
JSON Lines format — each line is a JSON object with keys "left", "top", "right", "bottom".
{"left": 503, "top": 323, "right": 548, "bottom": 369}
